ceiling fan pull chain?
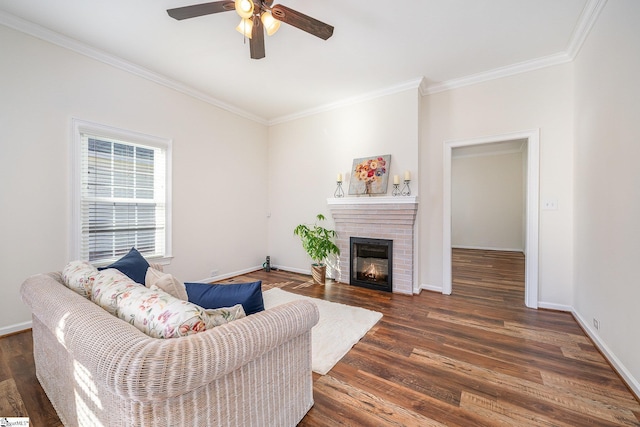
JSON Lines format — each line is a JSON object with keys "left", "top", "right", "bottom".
{"left": 243, "top": 19, "right": 247, "bottom": 44}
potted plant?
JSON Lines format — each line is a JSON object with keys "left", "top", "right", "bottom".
{"left": 294, "top": 214, "right": 340, "bottom": 284}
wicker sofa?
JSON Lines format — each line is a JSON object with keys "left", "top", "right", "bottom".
{"left": 20, "top": 271, "right": 319, "bottom": 427}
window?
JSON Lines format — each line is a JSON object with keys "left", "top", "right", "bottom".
{"left": 72, "top": 119, "right": 171, "bottom": 264}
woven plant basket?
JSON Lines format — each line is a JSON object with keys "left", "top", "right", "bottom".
{"left": 311, "top": 264, "right": 326, "bottom": 284}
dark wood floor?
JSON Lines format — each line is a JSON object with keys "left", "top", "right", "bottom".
{"left": 2, "top": 249, "right": 639, "bottom": 426}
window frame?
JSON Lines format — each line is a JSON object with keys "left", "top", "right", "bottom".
{"left": 71, "top": 118, "right": 172, "bottom": 265}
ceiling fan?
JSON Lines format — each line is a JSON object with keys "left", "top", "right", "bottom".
{"left": 167, "top": 0, "right": 334, "bottom": 59}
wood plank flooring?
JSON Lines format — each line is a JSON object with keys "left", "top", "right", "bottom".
{"left": 2, "top": 249, "right": 639, "bottom": 426}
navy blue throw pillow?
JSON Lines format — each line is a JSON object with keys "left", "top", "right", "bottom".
{"left": 98, "top": 247, "right": 149, "bottom": 285}
{"left": 185, "top": 281, "right": 264, "bottom": 315}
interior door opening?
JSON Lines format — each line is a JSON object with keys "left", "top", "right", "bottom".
{"left": 443, "top": 130, "right": 539, "bottom": 308}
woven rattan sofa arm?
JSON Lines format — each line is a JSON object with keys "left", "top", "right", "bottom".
{"left": 21, "top": 273, "right": 319, "bottom": 402}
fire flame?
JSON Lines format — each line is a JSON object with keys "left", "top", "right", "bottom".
{"left": 362, "top": 263, "right": 379, "bottom": 280}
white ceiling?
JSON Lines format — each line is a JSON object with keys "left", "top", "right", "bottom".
{"left": 0, "top": 0, "right": 597, "bottom": 123}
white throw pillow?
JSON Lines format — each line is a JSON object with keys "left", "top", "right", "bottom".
{"left": 145, "top": 267, "right": 188, "bottom": 301}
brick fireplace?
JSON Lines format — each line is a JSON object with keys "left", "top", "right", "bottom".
{"left": 327, "top": 196, "right": 419, "bottom": 294}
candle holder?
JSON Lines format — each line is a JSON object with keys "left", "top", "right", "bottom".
{"left": 401, "top": 179, "right": 411, "bottom": 196}
{"left": 392, "top": 183, "right": 401, "bottom": 196}
{"left": 334, "top": 181, "right": 344, "bottom": 198}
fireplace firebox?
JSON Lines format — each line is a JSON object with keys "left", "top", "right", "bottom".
{"left": 350, "top": 237, "right": 392, "bottom": 292}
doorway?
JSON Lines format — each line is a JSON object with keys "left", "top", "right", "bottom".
{"left": 443, "top": 130, "right": 539, "bottom": 309}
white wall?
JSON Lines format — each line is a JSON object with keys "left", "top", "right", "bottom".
{"left": 0, "top": 25, "right": 269, "bottom": 333}
{"left": 452, "top": 151, "right": 524, "bottom": 251}
{"left": 420, "top": 64, "right": 574, "bottom": 307}
{"left": 573, "top": 0, "right": 640, "bottom": 394}
{"left": 4, "top": 4, "right": 638, "bottom": 396}
{"left": 267, "top": 90, "right": 420, "bottom": 275}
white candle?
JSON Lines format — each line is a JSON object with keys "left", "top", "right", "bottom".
{"left": 337, "top": 173, "right": 342, "bottom": 182}
{"left": 404, "top": 171, "right": 411, "bottom": 181}
{"left": 393, "top": 175, "right": 399, "bottom": 185}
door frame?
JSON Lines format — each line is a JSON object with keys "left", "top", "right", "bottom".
{"left": 443, "top": 129, "right": 539, "bottom": 309}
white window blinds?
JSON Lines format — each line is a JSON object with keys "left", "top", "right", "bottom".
{"left": 73, "top": 120, "right": 170, "bottom": 264}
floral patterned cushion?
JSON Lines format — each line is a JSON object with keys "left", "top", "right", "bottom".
{"left": 62, "top": 260, "right": 99, "bottom": 299}
{"left": 92, "top": 269, "right": 245, "bottom": 338}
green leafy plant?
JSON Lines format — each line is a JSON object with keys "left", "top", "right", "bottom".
{"left": 294, "top": 214, "right": 340, "bottom": 266}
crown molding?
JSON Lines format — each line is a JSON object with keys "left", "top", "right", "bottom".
{"left": 274, "top": 0, "right": 607, "bottom": 116}
{"left": 425, "top": 51, "right": 572, "bottom": 95}
{"left": 1, "top": 0, "right": 607, "bottom": 125}
{"left": 0, "top": 10, "right": 269, "bottom": 125}
{"left": 268, "top": 77, "right": 425, "bottom": 125}
{"left": 418, "top": 77, "right": 430, "bottom": 97}
{"left": 566, "top": 0, "right": 608, "bottom": 59}
{"left": 1, "top": 8, "right": 420, "bottom": 127}
{"left": 424, "top": 0, "right": 606, "bottom": 95}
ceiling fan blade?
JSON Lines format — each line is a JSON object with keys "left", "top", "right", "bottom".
{"left": 271, "top": 4, "right": 334, "bottom": 40}
{"left": 167, "top": 1, "right": 235, "bottom": 20}
{"left": 250, "top": 17, "right": 266, "bottom": 59}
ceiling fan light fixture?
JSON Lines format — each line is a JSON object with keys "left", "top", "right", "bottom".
{"left": 234, "top": 0, "right": 254, "bottom": 19}
{"left": 167, "top": 1, "right": 334, "bottom": 58}
{"left": 261, "top": 10, "right": 281, "bottom": 36}
{"left": 236, "top": 17, "right": 253, "bottom": 39}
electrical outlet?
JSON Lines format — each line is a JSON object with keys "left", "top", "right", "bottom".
{"left": 542, "top": 200, "right": 558, "bottom": 210}
{"left": 210, "top": 269, "right": 219, "bottom": 277}
{"left": 593, "top": 318, "right": 600, "bottom": 330}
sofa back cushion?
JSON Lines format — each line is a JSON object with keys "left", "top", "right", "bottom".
{"left": 145, "top": 267, "right": 188, "bottom": 301}
{"left": 97, "top": 247, "right": 149, "bottom": 285}
{"left": 62, "top": 260, "right": 99, "bottom": 299}
{"left": 92, "top": 269, "right": 245, "bottom": 338}
{"left": 185, "top": 281, "right": 264, "bottom": 315}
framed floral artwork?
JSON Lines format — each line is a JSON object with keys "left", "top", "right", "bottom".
{"left": 348, "top": 155, "right": 391, "bottom": 195}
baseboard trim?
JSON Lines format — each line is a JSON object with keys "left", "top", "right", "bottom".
{"left": 198, "top": 265, "right": 343, "bottom": 283}
{"left": 0, "top": 321, "right": 32, "bottom": 337}
{"left": 273, "top": 265, "right": 311, "bottom": 276}
{"left": 537, "top": 301, "right": 572, "bottom": 312}
{"left": 452, "top": 245, "right": 525, "bottom": 253}
{"left": 273, "top": 265, "right": 342, "bottom": 281}
{"left": 197, "top": 265, "right": 263, "bottom": 283}
{"left": 199, "top": 265, "right": 318, "bottom": 283}
{"left": 421, "top": 283, "right": 443, "bottom": 293}
{"left": 572, "top": 310, "right": 640, "bottom": 400}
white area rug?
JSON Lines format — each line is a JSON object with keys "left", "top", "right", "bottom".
{"left": 263, "top": 288, "right": 383, "bottom": 375}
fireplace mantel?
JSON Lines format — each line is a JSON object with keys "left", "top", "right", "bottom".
{"left": 327, "top": 196, "right": 418, "bottom": 206}
{"left": 327, "top": 196, "right": 418, "bottom": 294}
